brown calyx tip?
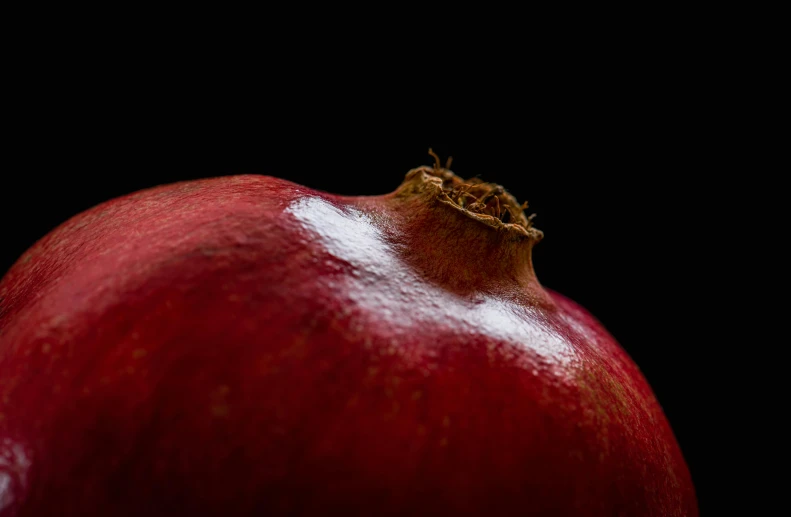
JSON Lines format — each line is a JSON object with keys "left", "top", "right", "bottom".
{"left": 401, "top": 149, "right": 543, "bottom": 241}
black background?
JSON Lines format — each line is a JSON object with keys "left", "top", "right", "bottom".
{"left": 2, "top": 75, "right": 727, "bottom": 511}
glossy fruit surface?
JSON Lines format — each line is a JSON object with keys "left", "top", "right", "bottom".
{"left": 0, "top": 161, "right": 697, "bottom": 516}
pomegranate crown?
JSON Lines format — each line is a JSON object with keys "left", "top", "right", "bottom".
{"left": 399, "top": 149, "right": 543, "bottom": 242}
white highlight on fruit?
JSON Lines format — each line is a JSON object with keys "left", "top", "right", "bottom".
{"left": 286, "top": 197, "right": 576, "bottom": 368}
{"left": 0, "top": 437, "right": 32, "bottom": 512}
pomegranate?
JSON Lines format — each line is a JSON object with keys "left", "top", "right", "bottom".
{"left": 0, "top": 153, "right": 697, "bottom": 516}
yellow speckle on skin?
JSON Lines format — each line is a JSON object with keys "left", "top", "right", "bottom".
{"left": 132, "top": 349, "right": 147, "bottom": 359}
{"left": 417, "top": 424, "right": 427, "bottom": 435}
{"left": 126, "top": 366, "right": 136, "bottom": 374}
{"left": 439, "top": 437, "right": 448, "bottom": 447}
{"left": 212, "top": 405, "right": 230, "bottom": 418}
{"left": 442, "top": 416, "right": 451, "bottom": 427}
{"left": 411, "top": 390, "right": 423, "bottom": 400}
{"left": 0, "top": 413, "right": 5, "bottom": 422}
{"left": 41, "top": 343, "right": 51, "bottom": 354}
{"left": 211, "top": 385, "right": 231, "bottom": 418}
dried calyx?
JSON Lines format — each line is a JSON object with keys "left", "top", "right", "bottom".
{"left": 420, "top": 149, "right": 543, "bottom": 242}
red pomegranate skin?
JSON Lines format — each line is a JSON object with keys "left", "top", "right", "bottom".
{"left": 0, "top": 170, "right": 697, "bottom": 516}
